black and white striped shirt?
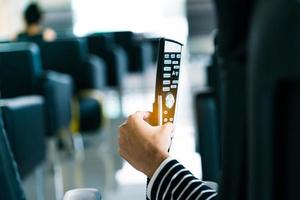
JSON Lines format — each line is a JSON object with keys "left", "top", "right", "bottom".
{"left": 147, "top": 157, "right": 218, "bottom": 200}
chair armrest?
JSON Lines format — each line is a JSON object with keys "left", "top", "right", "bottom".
{"left": 0, "top": 96, "right": 46, "bottom": 178}
{"left": 39, "top": 70, "right": 73, "bottom": 137}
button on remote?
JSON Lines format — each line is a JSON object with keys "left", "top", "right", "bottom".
{"left": 164, "top": 67, "right": 171, "bottom": 71}
{"left": 165, "top": 93, "right": 175, "bottom": 109}
{"left": 164, "top": 73, "right": 171, "bottom": 78}
{"left": 164, "top": 60, "right": 172, "bottom": 64}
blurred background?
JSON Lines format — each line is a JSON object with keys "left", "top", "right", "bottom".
{"left": 0, "top": 0, "right": 218, "bottom": 199}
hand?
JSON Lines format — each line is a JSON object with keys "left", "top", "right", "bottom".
{"left": 118, "top": 111, "right": 174, "bottom": 177}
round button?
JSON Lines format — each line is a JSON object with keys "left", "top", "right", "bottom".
{"left": 165, "top": 93, "right": 175, "bottom": 109}
{"left": 170, "top": 118, "right": 173, "bottom": 122}
{"left": 164, "top": 110, "right": 168, "bottom": 115}
{"left": 164, "top": 118, "right": 168, "bottom": 123}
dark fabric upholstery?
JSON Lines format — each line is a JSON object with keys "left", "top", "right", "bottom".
{"left": 0, "top": 108, "right": 26, "bottom": 200}
{"left": 1, "top": 96, "right": 46, "bottom": 179}
{"left": 79, "top": 97, "right": 102, "bottom": 132}
{"left": 37, "top": 39, "right": 105, "bottom": 131}
{"left": 38, "top": 38, "right": 106, "bottom": 90}
{"left": 247, "top": 0, "right": 300, "bottom": 199}
{"left": 87, "top": 33, "right": 128, "bottom": 87}
{"left": 113, "top": 31, "right": 152, "bottom": 73}
{"left": 194, "top": 89, "right": 220, "bottom": 182}
{"left": 0, "top": 43, "right": 73, "bottom": 137}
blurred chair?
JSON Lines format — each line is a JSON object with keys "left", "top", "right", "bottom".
{"left": 0, "top": 107, "right": 26, "bottom": 200}
{"left": 37, "top": 38, "right": 105, "bottom": 132}
{"left": 0, "top": 96, "right": 46, "bottom": 179}
{"left": 0, "top": 96, "right": 47, "bottom": 200}
{"left": 194, "top": 35, "right": 222, "bottom": 182}
{"left": 194, "top": 88, "right": 221, "bottom": 182}
{"left": 113, "top": 31, "right": 153, "bottom": 73}
{"left": 87, "top": 33, "right": 128, "bottom": 88}
{"left": 146, "top": 37, "right": 160, "bottom": 65}
{"left": 247, "top": 0, "right": 300, "bottom": 199}
{"left": 0, "top": 43, "right": 73, "bottom": 199}
{"left": 0, "top": 42, "right": 73, "bottom": 138}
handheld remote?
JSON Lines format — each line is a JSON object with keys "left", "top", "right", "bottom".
{"left": 146, "top": 38, "right": 183, "bottom": 200}
{"left": 151, "top": 38, "right": 183, "bottom": 127}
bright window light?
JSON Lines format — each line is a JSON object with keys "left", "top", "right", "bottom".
{"left": 72, "top": 0, "right": 188, "bottom": 42}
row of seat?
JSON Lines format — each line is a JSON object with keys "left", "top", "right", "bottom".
{"left": 0, "top": 30, "right": 160, "bottom": 199}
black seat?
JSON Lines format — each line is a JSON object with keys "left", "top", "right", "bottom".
{"left": 0, "top": 42, "right": 73, "bottom": 137}
{"left": 247, "top": 0, "right": 300, "bottom": 199}
{"left": 194, "top": 37, "right": 222, "bottom": 183}
{"left": 194, "top": 88, "right": 221, "bottom": 182}
{"left": 1, "top": 96, "right": 46, "bottom": 179}
{"left": 87, "top": 33, "right": 128, "bottom": 88}
{"left": 113, "top": 31, "right": 152, "bottom": 73}
{"left": 0, "top": 107, "right": 26, "bottom": 200}
{"left": 37, "top": 38, "right": 105, "bottom": 132}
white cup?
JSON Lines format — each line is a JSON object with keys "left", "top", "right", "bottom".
{"left": 63, "top": 188, "right": 101, "bottom": 200}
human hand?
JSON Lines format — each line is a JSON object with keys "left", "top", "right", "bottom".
{"left": 118, "top": 111, "right": 174, "bottom": 177}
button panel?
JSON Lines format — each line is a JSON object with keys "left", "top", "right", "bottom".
{"left": 161, "top": 51, "right": 182, "bottom": 125}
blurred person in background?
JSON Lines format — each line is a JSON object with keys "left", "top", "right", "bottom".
{"left": 17, "top": 2, "right": 56, "bottom": 42}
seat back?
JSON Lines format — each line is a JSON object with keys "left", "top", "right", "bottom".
{"left": 39, "top": 38, "right": 87, "bottom": 73}
{"left": 0, "top": 43, "right": 43, "bottom": 98}
{"left": 113, "top": 31, "right": 152, "bottom": 73}
{"left": 0, "top": 107, "right": 26, "bottom": 200}
{"left": 38, "top": 38, "right": 89, "bottom": 88}
{"left": 247, "top": 0, "right": 300, "bottom": 199}
{"left": 87, "top": 33, "right": 128, "bottom": 87}
{"left": 87, "top": 33, "right": 115, "bottom": 53}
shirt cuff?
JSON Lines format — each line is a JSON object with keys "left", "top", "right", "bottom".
{"left": 146, "top": 156, "right": 175, "bottom": 199}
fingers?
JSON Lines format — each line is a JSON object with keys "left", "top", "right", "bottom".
{"left": 134, "top": 111, "right": 152, "bottom": 120}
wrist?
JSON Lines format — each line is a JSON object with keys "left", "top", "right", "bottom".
{"left": 145, "top": 150, "right": 169, "bottom": 177}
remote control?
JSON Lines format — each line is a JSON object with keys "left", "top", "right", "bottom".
{"left": 151, "top": 38, "right": 183, "bottom": 127}
{"left": 146, "top": 38, "right": 183, "bottom": 200}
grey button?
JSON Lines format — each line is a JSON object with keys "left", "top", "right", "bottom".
{"left": 164, "top": 110, "right": 168, "bottom": 114}
{"left": 172, "top": 60, "right": 179, "bottom": 65}
{"left": 165, "top": 54, "right": 170, "bottom": 59}
{"left": 174, "top": 65, "right": 180, "bottom": 69}
{"left": 170, "top": 118, "right": 174, "bottom": 122}
{"left": 176, "top": 54, "right": 181, "bottom": 58}
{"left": 164, "top": 67, "right": 171, "bottom": 71}
{"left": 164, "top": 60, "right": 172, "bottom": 64}
{"left": 171, "top": 85, "right": 177, "bottom": 89}
{"left": 172, "top": 80, "right": 179, "bottom": 84}
{"left": 164, "top": 118, "right": 168, "bottom": 123}
{"left": 163, "top": 87, "right": 170, "bottom": 92}
{"left": 163, "top": 80, "right": 170, "bottom": 85}
{"left": 171, "top": 54, "right": 176, "bottom": 58}
{"left": 163, "top": 73, "right": 171, "bottom": 78}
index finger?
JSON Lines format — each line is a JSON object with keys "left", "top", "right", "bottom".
{"left": 134, "top": 111, "right": 152, "bottom": 121}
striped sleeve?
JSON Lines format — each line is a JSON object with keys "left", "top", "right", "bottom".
{"left": 147, "top": 157, "right": 217, "bottom": 200}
